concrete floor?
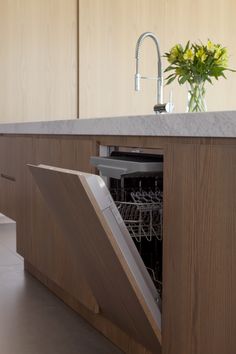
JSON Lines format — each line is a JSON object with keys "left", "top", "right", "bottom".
{"left": 0, "top": 214, "right": 122, "bottom": 354}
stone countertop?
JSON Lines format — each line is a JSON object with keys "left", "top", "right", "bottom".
{"left": 0, "top": 111, "right": 236, "bottom": 138}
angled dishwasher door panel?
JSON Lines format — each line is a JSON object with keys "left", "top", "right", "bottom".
{"left": 28, "top": 164, "right": 162, "bottom": 352}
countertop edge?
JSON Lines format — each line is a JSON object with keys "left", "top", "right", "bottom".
{"left": 0, "top": 111, "right": 236, "bottom": 138}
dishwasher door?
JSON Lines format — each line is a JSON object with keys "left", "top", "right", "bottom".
{"left": 28, "top": 164, "right": 162, "bottom": 352}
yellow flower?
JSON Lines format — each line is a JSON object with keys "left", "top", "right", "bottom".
{"left": 222, "top": 47, "right": 228, "bottom": 56}
{"left": 196, "top": 48, "right": 207, "bottom": 62}
{"left": 216, "top": 48, "right": 228, "bottom": 66}
{"left": 183, "top": 49, "right": 194, "bottom": 61}
{"left": 168, "top": 44, "right": 182, "bottom": 63}
{"left": 214, "top": 46, "right": 222, "bottom": 59}
{"left": 168, "top": 54, "right": 176, "bottom": 63}
{"left": 175, "top": 68, "right": 183, "bottom": 75}
{"left": 207, "top": 40, "right": 215, "bottom": 52}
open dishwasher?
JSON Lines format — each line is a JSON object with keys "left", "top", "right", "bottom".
{"left": 28, "top": 148, "right": 163, "bottom": 351}
{"left": 91, "top": 146, "right": 163, "bottom": 298}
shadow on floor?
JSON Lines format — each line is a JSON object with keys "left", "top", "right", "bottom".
{"left": 0, "top": 216, "right": 122, "bottom": 354}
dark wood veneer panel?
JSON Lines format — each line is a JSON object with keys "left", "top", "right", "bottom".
{"left": 163, "top": 142, "right": 236, "bottom": 354}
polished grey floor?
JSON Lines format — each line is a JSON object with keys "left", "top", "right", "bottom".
{"left": 0, "top": 214, "right": 122, "bottom": 354}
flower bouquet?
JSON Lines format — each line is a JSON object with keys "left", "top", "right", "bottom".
{"left": 164, "top": 40, "right": 235, "bottom": 112}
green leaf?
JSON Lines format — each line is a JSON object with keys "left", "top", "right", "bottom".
{"left": 165, "top": 73, "right": 175, "bottom": 80}
{"left": 222, "top": 72, "right": 227, "bottom": 79}
{"left": 164, "top": 66, "right": 176, "bottom": 72}
{"left": 206, "top": 77, "right": 213, "bottom": 84}
{"left": 179, "top": 76, "right": 188, "bottom": 85}
{"left": 166, "top": 76, "right": 176, "bottom": 85}
{"left": 184, "top": 40, "right": 190, "bottom": 52}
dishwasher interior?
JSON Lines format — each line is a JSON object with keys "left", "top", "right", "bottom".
{"left": 91, "top": 146, "right": 163, "bottom": 299}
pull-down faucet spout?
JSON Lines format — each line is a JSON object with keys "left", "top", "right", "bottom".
{"left": 135, "top": 32, "right": 171, "bottom": 113}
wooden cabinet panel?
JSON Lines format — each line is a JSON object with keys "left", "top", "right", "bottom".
{"left": 15, "top": 135, "right": 154, "bottom": 353}
{"left": 0, "top": 135, "right": 99, "bottom": 314}
{"left": 0, "top": 176, "right": 16, "bottom": 220}
{"left": 0, "top": 0, "right": 77, "bottom": 123}
{"left": 1, "top": 133, "right": 236, "bottom": 354}
{"left": 0, "top": 134, "right": 162, "bottom": 353}
{"left": 79, "top": 0, "right": 165, "bottom": 118}
{"left": 28, "top": 164, "right": 162, "bottom": 352}
{"left": 163, "top": 143, "right": 236, "bottom": 354}
{"left": 79, "top": 0, "right": 236, "bottom": 117}
{"left": 0, "top": 136, "right": 17, "bottom": 178}
{"left": 15, "top": 135, "right": 99, "bottom": 314}
{"left": 0, "top": 136, "right": 18, "bottom": 220}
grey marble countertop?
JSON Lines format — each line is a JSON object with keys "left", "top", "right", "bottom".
{"left": 0, "top": 110, "right": 236, "bottom": 138}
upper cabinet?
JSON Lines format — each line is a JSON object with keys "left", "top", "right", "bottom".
{"left": 78, "top": 0, "right": 236, "bottom": 117}
{"left": 0, "top": 0, "right": 236, "bottom": 122}
{"left": 0, "top": 0, "right": 77, "bottom": 122}
{"left": 78, "top": 0, "right": 165, "bottom": 118}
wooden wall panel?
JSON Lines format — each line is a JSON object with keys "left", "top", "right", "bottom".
{"left": 79, "top": 0, "right": 236, "bottom": 117}
{"left": 11, "top": 134, "right": 156, "bottom": 354}
{"left": 79, "top": 0, "right": 165, "bottom": 118}
{"left": 163, "top": 142, "right": 236, "bottom": 354}
{"left": 15, "top": 135, "right": 98, "bottom": 313}
{"left": 0, "top": 0, "right": 77, "bottom": 122}
{"left": 1, "top": 133, "right": 236, "bottom": 353}
{"left": 162, "top": 0, "right": 236, "bottom": 113}
{"left": 1, "top": 1, "right": 236, "bottom": 122}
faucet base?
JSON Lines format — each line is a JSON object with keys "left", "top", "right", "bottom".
{"left": 154, "top": 102, "right": 174, "bottom": 114}
{"left": 153, "top": 103, "right": 168, "bottom": 114}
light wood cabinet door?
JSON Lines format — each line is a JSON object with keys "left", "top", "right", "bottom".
{"left": 28, "top": 163, "right": 162, "bottom": 353}
{"left": 15, "top": 136, "right": 99, "bottom": 315}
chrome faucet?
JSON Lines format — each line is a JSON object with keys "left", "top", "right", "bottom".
{"left": 135, "top": 32, "right": 172, "bottom": 114}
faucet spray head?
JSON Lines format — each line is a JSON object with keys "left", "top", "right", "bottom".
{"left": 135, "top": 73, "right": 141, "bottom": 91}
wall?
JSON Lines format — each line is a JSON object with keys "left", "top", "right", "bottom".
{"left": 0, "top": 0, "right": 77, "bottom": 122}
{"left": 0, "top": 1, "right": 235, "bottom": 122}
{"left": 79, "top": 0, "right": 236, "bottom": 118}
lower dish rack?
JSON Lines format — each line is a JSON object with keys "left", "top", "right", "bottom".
{"left": 111, "top": 188, "right": 163, "bottom": 297}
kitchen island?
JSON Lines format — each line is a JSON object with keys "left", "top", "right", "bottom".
{"left": 0, "top": 110, "right": 236, "bottom": 354}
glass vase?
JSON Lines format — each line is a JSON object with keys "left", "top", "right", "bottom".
{"left": 186, "top": 81, "right": 207, "bottom": 112}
